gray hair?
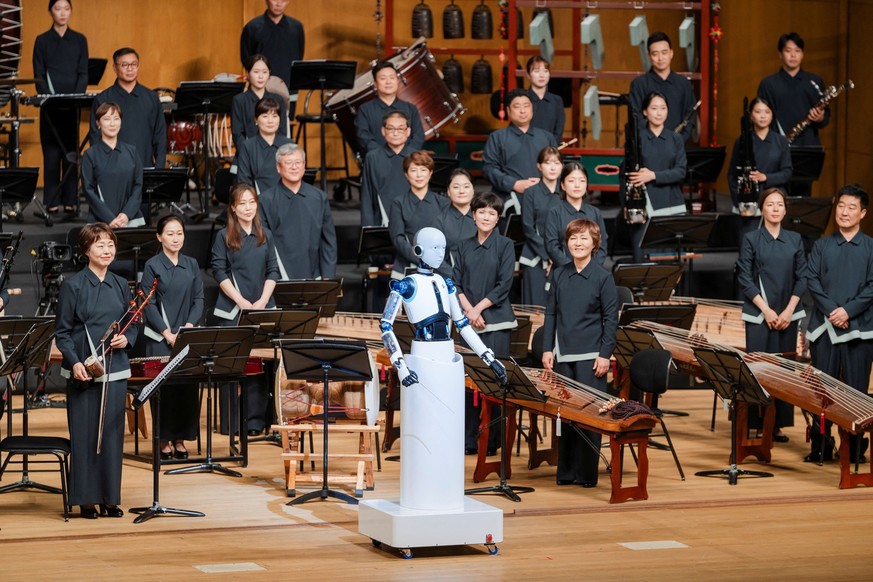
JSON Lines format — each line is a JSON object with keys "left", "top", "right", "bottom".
{"left": 275, "top": 142, "right": 305, "bottom": 164}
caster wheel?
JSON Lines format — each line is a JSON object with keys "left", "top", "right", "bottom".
{"left": 371, "top": 539, "right": 382, "bottom": 548}
{"left": 487, "top": 544, "right": 499, "bottom": 555}
{"left": 400, "top": 548, "right": 413, "bottom": 559}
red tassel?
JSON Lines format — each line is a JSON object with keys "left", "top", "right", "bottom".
{"left": 473, "top": 390, "right": 479, "bottom": 407}
{"left": 380, "top": 364, "right": 386, "bottom": 382}
{"left": 820, "top": 410, "right": 826, "bottom": 435}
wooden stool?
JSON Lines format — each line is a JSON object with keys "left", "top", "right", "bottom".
{"left": 272, "top": 422, "right": 379, "bottom": 498}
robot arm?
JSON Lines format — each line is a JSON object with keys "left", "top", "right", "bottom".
{"left": 447, "top": 279, "right": 508, "bottom": 385}
{"left": 380, "top": 279, "right": 419, "bottom": 387}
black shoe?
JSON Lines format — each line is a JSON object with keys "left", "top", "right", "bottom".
{"left": 80, "top": 505, "right": 98, "bottom": 519}
{"left": 850, "top": 437, "right": 869, "bottom": 464}
{"left": 556, "top": 480, "right": 575, "bottom": 486}
{"left": 160, "top": 450, "right": 173, "bottom": 461}
{"left": 773, "top": 433, "right": 790, "bottom": 443}
{"left": 486, "top": 448, "right": 497, "bottom": 456}
{"left": 247, "top": 429, "right": 262, "bottom": 437}
{"left": 173, "top": 447, "right": 189, "bottom": 460}
{"left": 579, "top": 482, "right": 597, "bottom": 488}
{"left": 99, "top": 504, "right": 124, "bottom": 518}
{"left": 804, "top": 450, "right": 834, "bottom": 463}
{"left": 464, "top": 448, "right": 478, "bottom": 455}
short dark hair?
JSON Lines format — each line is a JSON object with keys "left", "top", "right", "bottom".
{"left": 836, "top": 183, "right": 869, "bottom": 209}
{"left": 156, "top": 214, "right": 186, "bottom": 235}
{"left": 95, "top": 101, "right": 122, "bottom": 122}
{"left": 382, "top": 110, "right": 409, "bottom": 127}
{"left": 778, "top": 32, "right": 804, "bottom": 52}
{"left": 245, "top": 53, "right": 270, "bottom": 72}
{"left": 113, "top": 47, "right": 139, "bottom": 64}
{"left": 642, "top": 91, "right": 668, "bottom": 110}
{"left": 526, "top": 55, "right": 550, "bottom": 74}
{"left": 559, "top": 161, "right": 589, "bottom": 200}
{"left": 537, "top": 145, "right": 562, "bottom": 165}
{"left": 504, "top": 88, "right": 531, "bottom": 109}
{"left": 79, "top": 223, "right": 117, "bottom": 255}
{"left": 255, "top": 97, "right": 281, "bottom": 118}
{"left": 471, "top": 191, "right": 504, "bottom": 215}
{"left": 403, "top": 151, "right": 435, "bottom": 173}
{"left": 759, "top": 187, "right": 787, "bottom": 208}
{"left": 448, "top": 168, "right": 472, "bottom": 186}
{"left": 372, "top": 61, "right": 398, "bottom": 80}
{"left": 647, "top": 32, "right": 672, "bottom": 50}
{"left": 564, "top": 219, "right": 601, "bottom": 252}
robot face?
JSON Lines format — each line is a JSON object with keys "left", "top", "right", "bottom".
{"left": 414, "top": 227, "right": 447, "bottom": 270}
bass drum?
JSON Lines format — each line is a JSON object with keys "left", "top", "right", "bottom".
{"left": 325, "top": 39, "right": 465, "bottom": 156}
{"left": 0, "top": 0, "right": 21, "bottom": 80}
{"left": 274, "top": 350, "right": 380, "bottom": 426}
{"left": 167, "top": 120, "right": 203, "bottom": 155}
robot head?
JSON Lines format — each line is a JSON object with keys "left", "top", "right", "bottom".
{"left": 413, "top": 227, "right": 446, "bottom": 271}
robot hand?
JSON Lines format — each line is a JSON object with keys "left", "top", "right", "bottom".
{"left": 401, "top": 369, "right": 420, "bottom": 387}
{"left": 489, "top": 359, "right": 508, "bottom": 386}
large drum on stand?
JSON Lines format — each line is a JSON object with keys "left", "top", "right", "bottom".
{"left": 0, "top": 0, "right": 21, "bottom": 80}
{"left": 326, "top": 40, "right": 465, "bottom": 157}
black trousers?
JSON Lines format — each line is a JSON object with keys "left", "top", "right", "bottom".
{"left": 554, "top": 360, "right": 605, "bottom": 485}
{"left": 40, "top": 107, "right": 80, "bottom": 208}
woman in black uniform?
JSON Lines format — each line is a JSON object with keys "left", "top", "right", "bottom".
{"left": 55, "top": 223, "right": 137, "bottom": 519}
{"left": 33, "top": 0, "right": 88, "bottom": 215}
{"left": 235, "top": 97, "right": 293, "bottom": 195}
{"left": 231, "top": 54, "right": 288, "bottom": 149}
{"left": 81, "top": 102, "right": 145, "bottom": 227}
{"left": 211, "top": 183, "right": 279, "bottom": 436}
{"left": 140, "top": 215, "right": 205, "bottom": 460}
{"left": 542, "top": 219, "right": 618, "bottom": 487}
{"left": 520, "top": 146, "right": 562, "bottom": 306}
{"left": 435, "top": 168, "right": 476, "bottom": 279}
{"left": 737, "top": 187, "right": 807, "bottom": 441}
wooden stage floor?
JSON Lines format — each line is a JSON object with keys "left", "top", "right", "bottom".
{"left": 2, "top": 389, "right": 873, "bottom": 581}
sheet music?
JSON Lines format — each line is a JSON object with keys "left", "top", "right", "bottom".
{"left": 135, "top": 344, "right": 190, "bottom": 407}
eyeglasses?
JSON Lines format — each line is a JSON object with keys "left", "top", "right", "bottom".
{"left": 117, "top": 61, "right": 139, "bottom": 70}
{"left": 384, "top": 126, "right": 409, "bottom": 133}
{"left": 280, "top": 159, "right": 305, "bottom": 168}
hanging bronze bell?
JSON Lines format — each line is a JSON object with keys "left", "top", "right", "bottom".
{"left": 471, "top": 1, "right": 493, "bottom": 40}
{"left": 412, "top": 1, "right": 434, "bottom": 39}
{"left": 443, "top": 1, "right": 464, "bottom": 39}
{"left": 532, "top": 7, "right": 554, "bottom": 38}
{"left": 442, "top": 56, "right": 464, "bottom": 94}
{"left": 471, "top": 57, "right": 493, "bottom": 94}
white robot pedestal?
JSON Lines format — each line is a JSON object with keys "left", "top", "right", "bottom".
{"left": 358, "top": 342, "right": 503, "bottom": 557}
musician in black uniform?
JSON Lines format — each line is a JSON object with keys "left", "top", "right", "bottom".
{"left": 526, "top": 56, "right": 565, "bottom": 142}
{"left": 81, "top": 102, "right": 145, "bottom": 228}
{"left": 55, "top": 223, "right": 137, "bottom": 519}
{"left": 140, "top": 215, "right": 205, "bottom": 460}
{"left": 360, "top": 110, "right": 415, "bottom": 227}
{"left": 231, "top": 54, "right": 288, "bottom": 148}
{"left": 629, "top": 32, "right": 697, "bottom": 141}
{"left": 211, "top": 183, "right": 279, "bottom": 436}
{"left": 520, "top": 146, "right": 562, "bottom": 307}
{"left": 805, "top": 184, "right": 873, "bottom": 463}
{"left": 32, "top": 0, "right": 88, "bottom": 215}
{"left": 482, "top": 89, "right": 557, "bottom": 216}
{"left": 454, "top": 192, "right": 517, "bottom": 454}
{"left": 435, "top": 168, "right": 476, "bottom": 279}
{"left": 542, "top": 219, "right": 618, "bottom": 487}
{"left": 544, "top": 161, "right": 608, "bottom": 269}
{"left": 354, "top": 61, "right": 425, "bottom": 155}
{"left": 623, "top": 91, "right": 687, "bottom": 262}
{"left": 736, "top": 188, "right": 806, "bottom": 441}
{"left": 236, "top": 97, "right": 293, "bottom": 195}
{"left": 388, "top": 151, "right": 450, "bottom": 280}
{"left": 240, "top": 0, "right": 304, "bottom": 115}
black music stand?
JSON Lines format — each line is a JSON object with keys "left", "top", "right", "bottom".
{"left": 273, "top": 279, "right": 342, "bottom": 318}
{"left": 788, "top": 146, "right": 825, "bottom": 196}
{"left": 642, "top": 214, "right": 718, "bottom": 296}
{"left": 288, "top": 61, "right": 357, "bottom": 193}
{"left": 280, "top": 339, "right": 373, "bottom": 506}
{"left": 683, "top": 147, "right": 726, "bottom": 198}
{"left": 129, "top": 345, "right": 205, "bottom": 523}
{"left": 0, "top": 319, "right": 55, "bottom": 495}
{"left": 238, "top": 310, "right": 320, "bottom": 445}
{"left": 614, "top": 326, "right": 661, "bottom": 372}
{"left": 164, "top": 326, "right": 256, "bottom": 478}
{"left": 618, "top": 304, "right": 697, "bottom": 330}
{"left": 357, "top": 226, "right": 393, "bottom": 267}
{"left": 692, "top": 347, "right": 774, "bottom": 485}
{"left": 785, "top": 196, "right": 833, "bottom": 250}
{"left": 113, "top": 227, "right": 159, "bottom": 278}
{"left": 463, "top": 354, "right": 547, "bottom": 502}
{"left": 142, "top": 168, "right": 188, "bottom": 217}
{"left": 0, "top": 168, "right": 38, "bottom": 233}
{"left": 613, "top": 263, "right": 684, "bottom": 302}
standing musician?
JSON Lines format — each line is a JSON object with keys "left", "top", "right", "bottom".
{"left": 544, "top": 161, "right": 608, "bottom": 269}
{"left": 434, "top": 168, "right": 477, "bottom": 279}
{"left": 235, "top": 97, "right": 293, "bottom": 195}
{"left": 81, "top": 102, "right": 145, "bottom": 228}
{"left": 55, "top": 223, "right": 137, "bottom": 519}
{"left": 622, "top": 91, "right": 687, "bottom": 263}
{"left": 259, "top": 143, "right": 337, "bottom": 280}
{"left": 526, "top": 56, "right": 565, "bottom": 142}
{"left": 360, "top": 110, "right": 416, "bottom": 228}
{"left": 211, "top": 183, "right": 279, "bottom": 436}
{"left": 520, "top": 146, "right": 562, "bottom": 307}
{"left": 240, "top": 0, "right": 304, "bottom": 116}
{"left": 140, "top": 215, "right": 205, "bottom": 461}
{"left": 32, "top": 0, "right": 89, "bottom": 215}
{"left": 736, "top": 188, "right": 806, "bottom": 443}
{"left": 231, "top": 54, "right": 289, "bottom": 149}
{"left": 805, "top": 184, "right": 873, "bottom": 463}
{"left": 542, "top": 219, "right": 618, "bottom": 487}
{"left": 629, "top": 32, "right": 697, "bottom": 141}
{"left": 354, "top": 61, "right": 425, "bottom": 155}
{"left": 482, "top": 88, "right": 557, "bottom": 216}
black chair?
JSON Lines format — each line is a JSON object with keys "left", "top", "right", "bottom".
{"left": 0, "top": 435, "right": 71, "bottom": 521}
{"left": 629, "top": 349, "right": 685, "bottom": 480}
{"left": 616, "top": 285, "right": 635, "bottom": 311}
{"left": 206, "top": 167, "right": 235, "bottom": 264}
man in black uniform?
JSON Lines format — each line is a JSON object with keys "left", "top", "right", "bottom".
{"left": 354, "top": 62, "right": 425, "bottom": 156}
{"left": 240, "top": 0, "right": 305, "bottom": 115}
{"left": 360, "top": 110, "right": 415, "bottom": 227}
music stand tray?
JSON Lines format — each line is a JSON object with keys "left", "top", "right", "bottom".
{"left": 143, "top": 168, "right": 188, "bottom": 208}
{"left": 618, "top": 304, "right": 697, "bottom": 330}
{"left": 280, "top": 339, "right": 372, "bottom": 506}
{"left": 683, "top": 147, "right": 726, "bottom": 186}
{"left": 273, "top": 280, "right": 342, "bottom": 318}
{"left": 174, "top": 82, "right": 244, "bottom": 115}
{"left": 692, "top": 347, "right": 774, "bottom": 485}
{"left": 357, "top": 227, "right": 393, "bottom": 267}
{"left": 613, "top": 263, "right": 684, "bottom": 302}
{"left": 785, "top": 196, "right": 832, "bottom": 241}
{"left": 113, "top": 227, "right": 160, "bottom": 276}
{"left": 789, "top": 146, "right": 825, "bottom": 182}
